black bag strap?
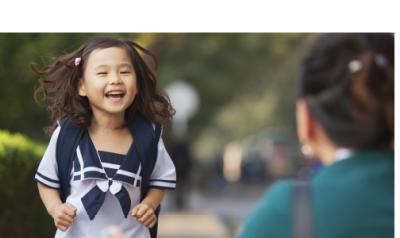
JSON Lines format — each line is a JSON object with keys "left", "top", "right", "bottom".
{"left": 155, "top": 124, "right": 162, "bottom": 144}
{"left": 293, "top": 180, "right": 314, "bottom": 238}
{"left": 128, "top": 116, "right": 161, "bottom": 199}
{"left": 128, "top": 116, "right": 162, "bottom": 238}
{"left": 56, "top": 118, "right": 84, "bottom": 202}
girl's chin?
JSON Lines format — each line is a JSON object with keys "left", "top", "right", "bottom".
{"left": 106, "top": 106, "right": 129, "bottom": 114}
{"left": 100, "top": 104, "right": 129, "bottom": 116}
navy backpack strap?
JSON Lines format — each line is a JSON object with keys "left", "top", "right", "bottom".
{"left": 293, "top": 180, "right": 314, "bottom": 238}
{"left": 56, "top": 117, "right": 84, "bottom": 202}
{"left": 128, "top": 115, "right": 162, "bottom": 238}
{"left": 150, "top": 123, "right": 162, "bottom": 238}
{"left": 128, "top": 115, "right": 161, "bottom": 199}
{"left": 154, "top": 124, "right": 162, "bottom": 142}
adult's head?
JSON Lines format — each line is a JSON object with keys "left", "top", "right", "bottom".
{"left": 296, "top": 33, "right": 393, "bottom": 163}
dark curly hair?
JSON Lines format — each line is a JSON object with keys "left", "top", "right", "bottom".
{"left": 298, "top": 33, "right": 393, "bottom": 149}
{"left": 33, "top": 37, "right": 175, "bottom": 134}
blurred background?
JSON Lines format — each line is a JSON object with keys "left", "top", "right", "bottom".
{"left": 0, "top": 33, "right": 323, "bottom": 237}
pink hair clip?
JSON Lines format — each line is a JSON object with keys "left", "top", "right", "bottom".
{"left": 74, "top": 57, "right": 82, "bottom": 67}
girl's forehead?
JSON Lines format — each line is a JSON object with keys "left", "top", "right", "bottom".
{"left": 86, "top": 47, "right": 132, "bottom": 67}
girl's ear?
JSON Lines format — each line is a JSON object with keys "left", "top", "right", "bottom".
{"left": 78, "top": 78, "right": 87, "bottom": 96}
{"left": 296, "top": 99, "right": 315, "bottom": 145}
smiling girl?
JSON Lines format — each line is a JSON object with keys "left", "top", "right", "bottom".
{"left": 33, "top": 37, "right": 176, "bottom": 238}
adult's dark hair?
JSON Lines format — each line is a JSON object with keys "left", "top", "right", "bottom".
{"left": 34, "top": 37, "right": 175, "bottom": 134}
{"left": 298, "top": 33, "right": 393, "bottom": 148}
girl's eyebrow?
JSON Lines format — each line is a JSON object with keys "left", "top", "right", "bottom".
{"left": 94, "top": 63, "right": 133, "bottom": 70}
{"left": 119, "top": 63, "right": 134, "bottom": 68}
{"left": 94, "top": 64, "right": 109, "bottom": 70}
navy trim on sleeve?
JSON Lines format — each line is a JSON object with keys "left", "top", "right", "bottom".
{"left": 35, "top": 178, "right": 60, "bottom": 189}
{"left": 36, "top": 172, "right": 60, "bottom": 184}
{"left": 149, "top": 179, "right": 176, "bottom": 183}
{"left": 148, "top": 178, "right": 176, "bottom": 190}
{"left": 148, "top": 185, "right": 176, "bottom": 190}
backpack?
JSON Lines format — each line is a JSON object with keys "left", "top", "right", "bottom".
{"left": 56, "top": 115, "right": 162, "bottom": 238}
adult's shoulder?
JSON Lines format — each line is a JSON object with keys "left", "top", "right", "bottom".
{"left": 238, "top": 180, "right": 293, "bottom": 238}
{"left": 264, "top": 180, "right": 293, "bottom": 198}
{"left": 259, "top": 180, "right": 293, "bottom": 212}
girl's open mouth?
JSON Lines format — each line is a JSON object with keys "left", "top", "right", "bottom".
{"left": 105, "top": 90, "right": 125, "bottom": 102}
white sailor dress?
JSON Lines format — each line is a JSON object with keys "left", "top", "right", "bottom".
{"left": 35, "top": 126, "right": 176, "bottom": 238}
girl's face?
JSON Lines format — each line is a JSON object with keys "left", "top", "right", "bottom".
{"left": 78, "top": 47, "right": 137, "bottom": 118}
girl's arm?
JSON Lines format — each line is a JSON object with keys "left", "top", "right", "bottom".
{"left": 141, "top": 188, "right": 166, "bottom": 209}
{"left": 37, "top": 183, "right": 77, "bottom": 231}
{"left": 132, "top": 137, "right": 176, "bottom": 228}
{"left": 131, "top": 188, "right": 166, "bottom": 228}
{"left": 37, "top": 183, "right": 63, "bottom": 215}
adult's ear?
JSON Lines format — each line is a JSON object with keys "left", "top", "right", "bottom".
{"left": 296, "top": 99, "right": 315, "bottom": 145}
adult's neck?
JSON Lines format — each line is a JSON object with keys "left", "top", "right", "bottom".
{"left": 312, "top": 124, "right": 339, "bottom": 166}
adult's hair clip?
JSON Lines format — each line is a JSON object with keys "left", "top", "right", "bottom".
{"left": 374, "top": 54, "right": 388, "bottom": 67}
{"left": 74, "top": 57, "right": 82, "bottom": 67}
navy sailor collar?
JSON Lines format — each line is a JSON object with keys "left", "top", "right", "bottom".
{"left": 74, "top": 131, "right": 142, "bottom": 220}
{"left": 73, "top": 131, "right": 142, "bottom": 186}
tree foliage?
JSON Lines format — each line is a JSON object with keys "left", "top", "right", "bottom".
{"left": 0, "top": 33, "right": 314, "bottom": 158}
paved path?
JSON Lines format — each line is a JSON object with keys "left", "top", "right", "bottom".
{"left": 158, "top": 212, "right": 230, "bottom": 238}
{"left": 158, "top": 184, "right": 269, "bottom": 238}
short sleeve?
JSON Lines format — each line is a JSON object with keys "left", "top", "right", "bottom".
{"left": 34, "top": 126, "right": 61, "bottom": 189}
{"left": 148, "top": 138, "right": 176, "bottom": 190}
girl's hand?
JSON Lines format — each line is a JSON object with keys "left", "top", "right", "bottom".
{"left": 50, "top": 203, "right": 77, "bottom": 231}
{"left": 131, "top": 203, "right": 157, "bottom": 228}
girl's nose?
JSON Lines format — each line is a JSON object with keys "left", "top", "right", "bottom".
{"left": 109, "top": 73, "right": 122, "bottom": 84}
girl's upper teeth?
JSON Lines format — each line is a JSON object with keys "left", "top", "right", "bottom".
{"left": 107, "top": 91, "right": 123, "bottom": 95}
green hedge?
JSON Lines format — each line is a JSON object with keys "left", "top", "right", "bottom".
{"left": 0, "top": 130, "right": 54, "bottom": 238}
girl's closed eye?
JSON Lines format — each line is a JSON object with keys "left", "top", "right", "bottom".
{"left": 97, "top": 72, "right": 108, "bottom": 76}
{"left": 120, "top": 68, "right": 132, "bottom": 74}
